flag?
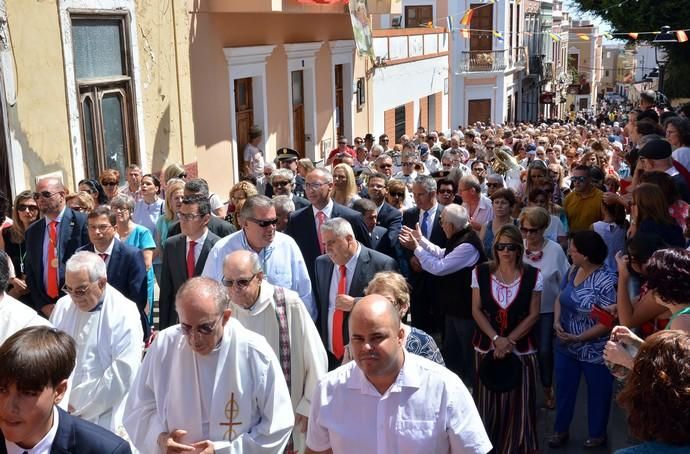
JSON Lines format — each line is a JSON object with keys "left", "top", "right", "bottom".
{"left": 460, "top": 8, "right": 474, "bottom": 26}
{"left": 493, "top": 31, "right": 504, "bottom": 41}
{"left": 549, "top": 32, "right": 560, "bottom": 42}
{"left": 603, "top": 32, "right": 613, "bottom": 40}
{"left": 446, "top": 15, "right": 454, "bottom": 32}
{"left": 461, "top": 28, "right": 471, "bottom": 38}
{"left": 578, "top": 33, "right": 590, "bottom": 40}
{"left": 677, "top": 30, "right": 689, "bottom": 43}
{"left": 629, "top": 32, "right": 638, "bottom": 39}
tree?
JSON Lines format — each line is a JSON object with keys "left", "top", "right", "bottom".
{"left": 570, "top": 0, "right": 690, "bottom": 98}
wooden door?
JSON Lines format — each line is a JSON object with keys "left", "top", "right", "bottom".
{"left": 405, "top": 5, "right": 433, "bottom": 28}
{"left": 468, "top": 99, "right": 492, "bottom": 125}
{"left": 291, "top": 70, "right": 305, "bottom": 157}
{"left": 470, "top": 3, "right": 493, "bottom": 52}
{"left": 335, "top": 64, "right": 344, "bottom": 139}
{"left": 235, "top": 78, "right": 254, "bottom": 171}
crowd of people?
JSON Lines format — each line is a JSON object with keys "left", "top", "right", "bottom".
{"left": 0, "top": 88, "right": 689, "bottom": 453}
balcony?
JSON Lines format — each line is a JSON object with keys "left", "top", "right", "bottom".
{"left": 457, "top": 48, "right": 526, "bottom": 73}
{"left": 372, "top": 27, "right": 449, "bottom": 65}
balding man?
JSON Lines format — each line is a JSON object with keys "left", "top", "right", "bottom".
{"left": 124, "top": 277, "right": 294, "bottom": 453}
{"left": 224, "top": 250, "right": 327, "bottom": 453}
{"left": 306, "top": 295, "right": 492, "bottom": 454}
{"left": 25, "top": 177, "right": 90, "bottom": 317}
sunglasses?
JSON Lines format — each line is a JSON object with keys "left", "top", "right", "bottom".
{"left": 272, "top": 181, "right": 290, "bottom": 187}
{"left": 571, "top": 176, "right": 588, "bottom": 183}
{"left": 379, "top": 164, "right": 393, "bottom": 169}
{"left": 178, "top": 173, "right": 188, "bottom": 179}
{"left": 495, "top": 242, "right": 519, "bottom": 251}
{"left": 33, "top": 191, "right": 60, "bottom": 200}
{"left": 248, "top": 217, "right": 278, "bottom": 228}
{"left": 222, "top": 274, "right": 257, "bottom": 289}
{"left": 520, "top": 226, "right": 540, "bottom": 234}
{"left": 17, "top": 204, "right": 39, "bottom": 212}
{"left": 180, "top": 315, "right": 223, "bottom": 336}
{"left": 101, "top": 181, "right": 118, "bottom": 187}
{"left": 389, "top": 192, "right": 405, "bottom": 198}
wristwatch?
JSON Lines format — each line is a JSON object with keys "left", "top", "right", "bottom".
{"left": 492, "top": 334, "right": 500, "bottom": 342}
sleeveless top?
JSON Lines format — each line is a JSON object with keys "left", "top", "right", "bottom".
{"left": 666, "top": 306, "right": 690, "bottom": 330}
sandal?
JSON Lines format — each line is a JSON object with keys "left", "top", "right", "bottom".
{"left": 547, "top": 432, "right": 569, "bottom": 448}
{"left": 583, "top": 437, "right": 607, "bottom": 448}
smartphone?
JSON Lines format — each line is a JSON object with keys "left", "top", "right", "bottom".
{"left": 591, "top": 305, "right": 616, "bottom": 329}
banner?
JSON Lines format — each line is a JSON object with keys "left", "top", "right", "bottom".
{"left": 348, "top": 0, "right": 375, "bottom": 63}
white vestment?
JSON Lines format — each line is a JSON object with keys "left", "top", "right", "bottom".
{"left": 231, "top": 281, "right": 327, "bottom": 452}
{"left": 0, "top": 293, "right": 52, "bottom": 345}
{"left": 123, "top": 317, "right": 294, "bottom": 454}
{"left": 50, "top": 284, "right": 143, "bottom": 438}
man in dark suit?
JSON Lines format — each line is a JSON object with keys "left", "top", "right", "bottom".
{"left": 0, "top": 326, "right": 131, "bottom": 453}
{"left": 78, "top": 206, "right": 149, "bottom": 338}
{"left": 159, "top": 195, "right": 220, "bottom": 330}
{"left": 167, "top": 178, "right": 236, "bottom": 238}
{"left": 402, "top": 174, "right": 447, "bottom": 335}
{"left": 313, "top": 217, "right": 397, "bottom": 370}
{"left": 270, "top": 168, "right": 310, "bottom": 209}
{"left": 24, "top": 177, "right": 90, "bottom": 317}
{"left": 351, "top": 198, "right": 391, "bottom": 256}
{"left": 284, "top": 168, "right": 370, "bottom": 288}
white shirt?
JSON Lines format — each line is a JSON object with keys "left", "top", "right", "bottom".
{"left": 5, "top": 406, "right": 59, "bottom": 454}
{"left": 464, "top": 195, "right": 494, "bottom": 226}
{"left": 312, "top": 199, "right": 334, "bottom": 221}
{"left": 414, "top": 236, "right": 480, "bottom": 276}
{"left": 307, "top": 351, "right": 492, "bottom": 454}
{"left": 186, "top": 229, "right": 209, "bottom": 266}
{"left": 522, "top": 240, "right": 569, "bottom": 314}
{"left": 243, "top": 143, "right": 264, "bottom": 177}
{"left": 544, "top": 214, "right": 567, "bottom": 243}
{"left": 0, "top": 293, "right": 52, "bottom": 345}
{"left": 94, "top": 238, "right": 116, "bottom": 266}
{"left": 327, "top": 245, "right": 361, "bottom": 354}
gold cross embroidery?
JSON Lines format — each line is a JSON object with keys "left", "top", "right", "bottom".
{"left": 220, "top": 392, "right": 242, "bottom": 441}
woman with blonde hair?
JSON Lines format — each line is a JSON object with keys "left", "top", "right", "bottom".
{"left": 155, "top": 178, "right": 185, "bottom": 255}
{"left": 162, "top": 163, "right": 186, "bottom": 183}
{"left": 629, "top": 183, "right": 685, "bottom": 247}
{"left": 330, "top": 163, "right": 360, "bottom": 207}
{"left": 225, "top": 181, "right": 258, "bottom": 229}
{"left": 65, "top": 191, "right": 95, "bottom": 214}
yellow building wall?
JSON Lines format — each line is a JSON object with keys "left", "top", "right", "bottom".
{"left": 7, "top": 0, "right": 72, "bottom": 189}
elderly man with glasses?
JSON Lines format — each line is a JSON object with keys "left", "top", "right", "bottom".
{"left": 50, "top": 251, "right": 143, "bottom": 438}
{"left": 224, "top": 250, "right": 327, "bottom": 453}
{"left": 124, "top": 277, "right": 294, "bottom": 454}
{"left": 203, "top": 195, "right": 315, "bottom": 319}
{"left": 24, "top": 177, "right": 89, "bottom": 317}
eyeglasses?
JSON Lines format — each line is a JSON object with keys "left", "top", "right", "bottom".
{"left": 247, "top": 217, "right": 278, "bottom": 228}
{"left": 496, "top": 242, "right": 519, "bottom": 251}
{"left": 180, "top": 314, "right": 223, "bottom": 336}
{"left": 17, "top": 204, "right": 38, "bottom": 212}
{"left": 61, "top": 281, "right": 94, "bottom": 297}
{"left": 338, "top": 142, "right": 348, "bottom": 146}
{"left": 101, "top": 181, "right": 118, "bottom": 187}
{"left": 402, "top": 162, "right": 415, "bottom": 167}
{"left": 87, "top": 224, "right": 112, "bottom": 232}
{"left": 381, "top": 139, "right": 390, "bottom": 142}
{"left": 222, "top": 274, "right": 257, "bottom": 289}
{"left": 33, "top": 191, "right": 60, "bottom": 200}
{"left": 305, "top": 182, "right": 327, "bottom": 190}
{"left": 437, "top": 189, "right": 454, "bottom": 194}
{"left": 272, "top": 181, "right": 290, "bottom": 187}
{"left": 378, "top": 164, "right": 393, "bottom": 169}
{"left": 177, "top": 212, "right": 203, "bottom": 221}
{"left": 70, "top": 206, "right": 86, "bottom": 212}
{"left": 571, "top": 176, "right": 588, "bottom": 183}
{"left": 178, "top": 173, "right": 188, "bottom": 179}
{"left": 113, "top": 207, "right": 129, "bottom": 213}
{"left": 473, "top": 168, "right": 486, "bottom": 173}
{"left": 520, "top": 226, "right": 540, "bottom": 234}
{"left": 389, "top": 192, "right": 405, "bottom": 198}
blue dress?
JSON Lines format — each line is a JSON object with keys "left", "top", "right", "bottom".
{"left": 123, "top": 224, "right": 156, "bottom": 321}
{"left": 615, "top": 442, "right": 690, "bottom": 453}
{"left": 406, "top": 327, "right": 445, "bottom": 366}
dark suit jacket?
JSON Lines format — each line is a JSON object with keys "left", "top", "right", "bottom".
{"left": 377, "top": 201, "right": 403, "bottom": 237}
{"left": 370, "top": 225, "right": 391, "bottom": 255}
{"left": 313, "top": 245, "right": 397, "bottom": 350}
{"left": 168, "top": 215, "right": 236, "bottom": 239}
{"left": 25, "top": 208, "right": 90, "bottom": 311}
{"left": 284, "top": 201, "right": 371, "bottom": 286}
{"left": 0, "top": 407, "right": 131, "bottom": 454}
{"left": 78, "top": 240, "right": 149, "bottom": 337}
{"left": 158, "top": 231, "right": 220, "bottom": 329}
{"left": 292, "top": 194, "right": 310, "bottom": 210}
{"left": 402, "top": 205, "right": 447, "bottom": 250}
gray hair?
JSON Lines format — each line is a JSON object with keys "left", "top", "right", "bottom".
{"left": 270, "top": 169, "right": 295, "bottom": 185}
{"left": 413, "top": 174, "right": 437, "bottom": 193}
{"left": 459, "top": 174, "right": 481, "bottom": 192}
{"left": 66, "top": 251, "right": 107, "bottom": 282}
{"left": 441, "top": 149, "right": 460, "bottom": 160}
{"left": 320, "top": 217, "right": 354, "bottom": 239}
{"left": 176, "top": 276, "right": 230, "bottom": 313}
{"left": 223, "top": 250, "right": 262, "bottom": 276}
{"left": 371, "top": 144, "right": 384, "bottom": 155}
{"left": 109, "top": 194, "right": 135, "bottom": 212}
{"left": 375, "top": 154, "right": 392, "bottom": 165}
{"left": 239, "top": 195, "right": 274, "bottom": 220}
{"left": 264, "top": 162, "right": 276, "bottom": 171}
{"left": 442, "top": 204, "right": 470, "bottom": 230}
{"left": 309, "top": 168, "right": 333, "bottom": 184}
{"left": 272, "top": 195, "right": 295, "bottom": 215}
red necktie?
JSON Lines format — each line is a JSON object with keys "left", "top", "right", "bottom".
{"left": 187, "top": 240, "right": 196, "bottom": 278}
{"left": 332, "top": 264, "right": 346, "bottom": 359}
{"left": 46, "top": 221, "right": 59, "bottom": 299}
{"left": 99, "top": 253, "right": 108, "bottom": 262}
{"left": 316, "top": 211, "right": 327, "bottom": 254}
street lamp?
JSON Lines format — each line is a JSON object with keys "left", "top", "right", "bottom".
{"left": 652, "top": 25, "right": 678, "bottom": 94}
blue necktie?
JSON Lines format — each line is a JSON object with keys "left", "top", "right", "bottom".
{"left": 421, "top": 210, "right": 429, "bottom": 238}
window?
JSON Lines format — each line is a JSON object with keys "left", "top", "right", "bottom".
{"left": 394, "top": 105, "right": 406, "bottom": 143}
{"left": 605, "top": 70, "right": 610, "bottom": 77}
{"left": 72, "top": 15, "right": 137, "bottom": 182}
{"left": 404, "top": 5, "right": 433, "bottom": 28}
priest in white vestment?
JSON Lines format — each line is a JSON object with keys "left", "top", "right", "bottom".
{"left": 123, "top": 277, "right": 294, "bottom": 454}
{"left": 0, "top": 250, "right": 52, "bottom": 345}
{"left": 224, "top": 250, "right": 327, "bottom": 453}
{"left": 50, "top": 251, "right": 143, "bottom": 439}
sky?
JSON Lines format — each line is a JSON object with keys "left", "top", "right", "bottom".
{"left": 562, "top": 0, "right": 623, "bottom": 44}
